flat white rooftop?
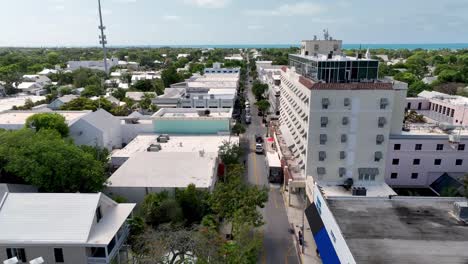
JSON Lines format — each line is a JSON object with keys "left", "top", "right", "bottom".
{"left": 108, "top": 152, "right": 217, "bottom": 188}
{"left": 0, "top": 110, "right": 91, "bottom": 125}
{"left": 419, "top": 90, "right": 468, "bottom": 106}
{"left": 152, "top": 108, "right": 232, "bottom": 119}
{"left": 112, "top": 134, "right": 238, "bottom": 159}
{"left": 0, "top": 96, "right": 46, "bottom": 113}
{"left": 318, "top": 181, "right": 397, "bottom": 198}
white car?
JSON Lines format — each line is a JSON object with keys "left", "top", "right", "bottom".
{"left": 255, "top": 143, "right": 264, "bottom": 154}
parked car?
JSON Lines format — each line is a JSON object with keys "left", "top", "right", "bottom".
{"left": 255, "top": 134, "right": 263, "bottom": 143}
{"left": 255, "top": 143, "right": 264, "bottom": 154}
{"left": 245, "top": 115, "right": 251, "bottom": 124}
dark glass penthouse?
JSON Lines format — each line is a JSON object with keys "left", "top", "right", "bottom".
{"left": 289, "top": 53, "right": 379, "bottom": 83}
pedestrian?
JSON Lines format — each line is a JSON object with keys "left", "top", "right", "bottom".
{"left": 298, "top": 230, "right": 303, "bottom": 246}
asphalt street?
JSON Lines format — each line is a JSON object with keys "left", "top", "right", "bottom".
{"left": 242, "top": 67, "right": 300, "bottom": 264}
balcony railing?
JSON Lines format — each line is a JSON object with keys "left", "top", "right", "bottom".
{"left": 87, "top": 224, "right": 130, "bottom": 264}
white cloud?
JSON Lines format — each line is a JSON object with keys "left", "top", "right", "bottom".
{"left": 184, "top": 0, "right": 230, "bottom": 9}
{"left": 114, "top": 0, "right": 137, "bottom": 3}
{"left": 162, "top": 15, "right": 181, "bottom": 21}
{"left": 53, "top": 5, "right": 65, "bottom": 10}
{"left": 247, "top": 25, "right": 264, "bottom": 30}
{"left": 244, "top": 2, "right": 325, "bottom": 16}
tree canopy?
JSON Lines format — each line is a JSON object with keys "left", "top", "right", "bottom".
{"left": 25, "top": 113, "right": 69, "bottom": 137}
{"left": 0, "top": 129, "right": 106, "bottom": 192}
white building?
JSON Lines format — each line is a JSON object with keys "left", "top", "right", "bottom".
{"left": 177, "top": 54, "right": 190, "bottom": 59}
{"left": 131, "top": 73, "right": 160, "bottom": 84}
{"left": 125, "top": 92, "right": 157, "bottom": 102}
{"left": 278, "top": 66, "right": 407, "bottom": 185}
{"left": 0, "top": 192, "right": 135, "bottom": 264}
{"left": 204, "top": 62, "right": 240, "bottom": 74}
{"left": 0, "top": 109, "right": 122, "bottom": 150}
{"left": 0, "top": 96, "right": 46, "bottom": 113}
{"left": 153, "top": 88, "right": 235, "bottom": 109}
{"left": 47, "top": 94, "right": 79, "bottom": 110}
{"left": 224, "top": 54, "right": 243, "bottom": 61}
{"left": 69, "top": 109, "right": 123, "bottom": 150}
{"left": 106, "top": 152, "right": 218, "bottom": 203}
{"left": 67, "top": 58, "right": 119, "bottom": 73}
{"left": 110, "top": 134, "right": 238, "bottom": 167}
{"left": 16, "top": 82, "right": 44, "bottom": 94}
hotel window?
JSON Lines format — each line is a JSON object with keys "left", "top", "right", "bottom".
{"left": 390, "top": 173, "right": 398, "bottom": 179}
{"left": 341, "top": 134, "right": 347, "bottom": 143}
{"left": 320, "top": 134, "right": 327, "bottom": 145}
{"left": 415, "top": 144, "right": 422, "bottom": 151}
{"left": 319, "top": 151, "right": 326, "bottom": 161}
{"left": 394, "top": 144, "right": 401, "bottom": 150}
{"left": 380, "top": 98, "right": 389, "bottom": 109}
{"left": 443, "top": 106, "right": 446, "bottom": 115}
{"left": 378, "top": 117, "right": 386, "bottom": 128}
{"left": 392, "top": 159, "right": 399, "bottom": 165}
{"left": 436, "top": 144, "right": 444, "bottom": 151}
{"left": 451, "top": 109, "right": 455, "bottom": 117}
{"left": 342, "top": 116, "right": 349, "bottom": 125}
{"left": 54, "top": 248, "right": 65, "bottom": 263}
{"left": 456, "top": 159, "right": 463, "bottom": 166}
{"left": 458, "top": 144, "right": 465, "bottom": 151}
{"left": 321, "top": 116, "right": 328, "bottom": 128}
{"left": 434, "top": 159, "right": 442, "bottom": 165}
{"left": 6, "top": 248, "right": 27, "bottom": 262}
{"left": 376, "top": 135, "right": 384, "bottom": 145}
{"left": 340, "top": 151, "right": 346, "bottom": 160}
{"left": 374, "top": 151, "right": 383, "bottom": 162}
{"left": 411, "top": 173, "right": 419, "bottom": 179}
{"left": 322, "top": 98, "right": 329, "bottom": 109}
{"left": 344, "top": 98, "right": 351, "bottom": 107}
{"left": 413, "top": 159, "right": 420, "bottom": 165}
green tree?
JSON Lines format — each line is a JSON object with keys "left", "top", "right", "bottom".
{"left": 210, "top": 174, "right": 268, "bottom": 236}
{"left": 111, "top": 88, "right": 127, "bottom": 100}
{"left": 218, "top": 141, "right": 243, "bottom": 166}
{"left": 25, "top": 113, "right": 69, "bottom": 137}
{"left": 232, "top": 123, "right": 246, "bottom": 136}
{"left": 0, "top": 129, "right": 106, "bottom": 192}
{"left": 161, "top": 66, "right": 184, "bottom": 87}
{"left": 255, "top": 100, "right": 270, "bottom": 113}
{"left": 408, "top": 80, "right": 430, "bottom": 97}
{"left": 394, "top": 72, "right": 419, "bottom": 86}
{"left": 141, "top": 192, "right": 185, "bottom": 227}
{"left": 81, "top": 84, "right": 104, "bottom": 97}
{"left": 139, "top": 92, "right": 156, "bottom": 110}
{"left": 252, "top": 81, "right": 268, "bottom": 100}
{"left": 175, "top": 184, "right": 211, "bottom": 226}
{"left": 133, "top": 79, "right": 155, "bottom": 92}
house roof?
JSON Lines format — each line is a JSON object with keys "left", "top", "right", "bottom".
{"left": 0, "top": 193, "right": 134, "bottom": 245}
{"left": 108, "top": 152, "right": 217, "bottom": 188}
{"left": 0, "top": 110, "right": 91, "bottom": 126}
{"left": 17, "top": 82, "right": 42, "bottom": 90}
{"left": 56, "top": 94, "right": 79, "bottom": 104}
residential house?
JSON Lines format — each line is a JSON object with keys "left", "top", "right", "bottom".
{"left": 0, "top": 192, "right": 135, "bottom": 264}
{"left": 48, "top": 95, "right": 79, "bottom": 110}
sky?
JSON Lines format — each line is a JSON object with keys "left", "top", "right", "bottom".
{"left": 0, "top": 0, "right": 467, "bottom": 46}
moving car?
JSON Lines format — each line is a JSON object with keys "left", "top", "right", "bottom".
{"left": 255, "top": 143, "right": 264, "bottom": 154}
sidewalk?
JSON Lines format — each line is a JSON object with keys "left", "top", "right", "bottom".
{"left": 282, "top": 189, "right": 322, "bottom": 264}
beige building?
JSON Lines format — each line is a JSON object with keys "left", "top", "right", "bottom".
{"left": 0, "top": 192, "right": 135, "bottom": 264}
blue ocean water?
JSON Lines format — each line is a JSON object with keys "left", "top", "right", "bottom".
{"left": 111, "top": 43, "right": 468, "bottom": 50}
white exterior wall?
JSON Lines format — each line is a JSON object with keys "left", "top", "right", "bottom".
{"left": 386, "top": 136, "right": 468, "bottom": 187}
{"left": 69, "top": 119, "right": 104, "bottom": 148}
{"left": 279, "top": 70, "right": 311, "bottom": 172}
{"left": 301, "top": 40, "right": 342, "bottom": 56}
{"left": 306, "top": 89, "right": 395, "bottom": 183}
{"left": 309, "top": 183, "right": 356, "bottom": 264}
{"left": 0, "top": 245, "right": 87, "bottom": 264}
{"left": 121, "top": 123, "right": 154, "bottom": 144}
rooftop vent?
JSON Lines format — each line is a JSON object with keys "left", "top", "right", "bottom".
{"left": 453, "top": 202, "right": 468, "bottom": 221}
{"left": 157, "top": 135, "right": 169, "bottom": 143}
{"left": 352, "top": 187, "right": 367, "bottom": 196}
{"left": 147, "top": 143, "right": 162, "bottom": 152}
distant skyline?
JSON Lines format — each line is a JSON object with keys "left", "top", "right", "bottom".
{"left": 1, "top": 0, "right": 468, "bottom": 46}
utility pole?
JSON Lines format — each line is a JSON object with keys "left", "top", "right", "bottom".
{"left": 98, "top": 0, "right": 108, "bottom": 74}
